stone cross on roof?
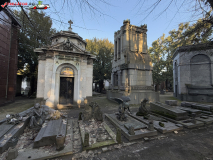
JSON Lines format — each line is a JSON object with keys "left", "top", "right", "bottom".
{"left": 68, "top": 20, "right": 73, "bottom": 31}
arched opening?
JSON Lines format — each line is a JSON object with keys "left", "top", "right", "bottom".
{"left": 190, "top": 54, "right": 211, "bottom": 86}
{"left": 59, "top": 67, "right": 74, "bottom": 104}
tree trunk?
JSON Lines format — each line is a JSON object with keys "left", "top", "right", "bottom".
{"left": 99, "top": 80, "right": 104, "bottom": 93}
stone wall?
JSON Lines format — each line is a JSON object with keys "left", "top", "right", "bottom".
{"left": 173, "top": 44, "right": 213, "bottom": 102}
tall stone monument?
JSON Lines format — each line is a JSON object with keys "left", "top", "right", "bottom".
{"left": 107, "top": 19, "right": 159, "bottom": 104}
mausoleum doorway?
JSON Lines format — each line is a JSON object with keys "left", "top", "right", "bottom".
{"left": 59, "top": 67, "right": 74, "bottom": 105}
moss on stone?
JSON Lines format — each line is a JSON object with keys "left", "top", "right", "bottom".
{"left": 152, "top": 110, "right": 177, "bottom": 120}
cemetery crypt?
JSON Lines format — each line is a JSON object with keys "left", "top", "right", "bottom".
{"left": 35, "top": 21, "right": 95, "bottom": 108}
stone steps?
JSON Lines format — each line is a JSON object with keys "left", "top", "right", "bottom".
{"left": 33, "top": 118, "right": 67, "bottom": 148}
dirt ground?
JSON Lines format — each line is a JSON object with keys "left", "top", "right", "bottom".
{"left": 1, "top": 92, "right": 213, "bottom": 160}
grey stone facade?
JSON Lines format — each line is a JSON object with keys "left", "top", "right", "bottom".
{"left": 172, "top": 42, "right": 213, "bottom": 102}
{"left": 107, "top": 20, "right": 159, "bottom": 104}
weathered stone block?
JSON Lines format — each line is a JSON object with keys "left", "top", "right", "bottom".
{"left": 150, "top": 102, "right": 188, "bottom": 120}
{"left": 165, "top": 100, "right": 177, "bottom": 106}
{"left": 33, "top": 118, "right": 67, "bottom": 148}
{"left": 83, "top": 132, "right": 89, "bottom": 147}
{"left": 6, "top": 148, "right": 18, "bottom": 160}
{"left": 116, "top": 128, "right": 122, "bottom": 144}
{"left": 0, "top": 117, "right": 30, "bottom": 154}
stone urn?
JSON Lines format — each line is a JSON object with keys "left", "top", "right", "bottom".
{"left": 56, "top": 134, "right": 65, "bottom": 151}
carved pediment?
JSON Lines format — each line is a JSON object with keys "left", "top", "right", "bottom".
{"left": 51, "top": 41, "right": 83, "bottom": 53}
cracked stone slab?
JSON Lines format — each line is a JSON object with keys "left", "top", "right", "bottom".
{"left": 34, "top": 118, "right": 67, "bottom": 148}
{"left": 150, "top": 102, "right": 188, "bottom": 120}
{"left": 176, "top": 106, "right": 202, "bottom": 115}
{"left": 105, "top": 114, "right": 157, "bottom": 141}
{"left": 79, "top": 120, "right": 117, "bottom": 151}
{"left": 195, "top": 116, "right": 213, "bottom": 124}
{"left": 165, "top": 100, "right": 177, "bottom": 106}
{"left": 129, "top": 113, "right": 183, "bottom": 133}
{"left": 0, "top": 116, "right": 30, "bottom": 154}
{"left": 16, "top": 119, "right": 73, "bottom": 160}
{"left": 151, "top": 113, "right": 204, "bottom": 129}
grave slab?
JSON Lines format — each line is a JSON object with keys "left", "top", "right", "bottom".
{"left": 176, "top": 106, "right": 202, "bottom": 115}
{"left": 34, "top": 118, "right": 67, "bottom": 148}
{"left": 0, "top": 116, "right": 30, "bottom": 154}
{"left": 195, "top": 116, "right": 213, "bottom": 124}
{"left": 191, "top": 104, "right": 211, "bottom": 111}
{"left": 165, "top": 100, "right": 177, "bottom": 106}
{"left": 129, "top": 113, "right": 183, "bottom": 133}
{"left": 79, "top": 120, "right": 117, "bottom": 151}
{"left": 16, "top": 119, "right": 73, "bottom": 160}
{"left": 150, "top": 102, "right": 188, "bottom": 120}
{"left": 105, "top": 113, "right": 157, "bottom": 141}
{"left": 151, "top": 113, "right": 204, "bottom": 129}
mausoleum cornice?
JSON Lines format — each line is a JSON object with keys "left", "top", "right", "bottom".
{"left": 50, "top": 31, "right": 87, "bottom": 45}
{"left": 172, "top": 41, "right": 213, "bottom": 60}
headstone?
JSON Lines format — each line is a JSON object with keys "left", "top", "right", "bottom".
{"left": 82, "top": 102, "right": 103, "bottom": 122}
{"left": 148, "top": 120, "right": 154, "bottom": 131}
{"left": 93, "top": 104, "right": 103, "bottom": 122}
{"left": 128, "top": 126, "right": 135, "bottom": 135}
{"left": 83, "top": 132, "right": 89, "bottom": 147}
{"left": 82, "top": 104, "right": 93, "bottom": 121}
{"left": 78, "top": 112, "right": 82, "bottom": 120}
{"left": 116, "top": 128, "right": 122, "bottom": 144}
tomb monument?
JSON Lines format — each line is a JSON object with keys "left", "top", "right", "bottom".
{"left": 107, "top": 19, "right": 159, "bottom": 104}
{"left": 35, "top": 20, "right": 95, "bottom": 109}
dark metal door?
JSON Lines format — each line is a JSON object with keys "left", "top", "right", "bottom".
{"left": 59, "top": 77, "right": 74, "bottom": 104}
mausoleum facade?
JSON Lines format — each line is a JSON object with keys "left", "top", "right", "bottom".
{"left": 172, "top": 42, "right": 213, "bottom": 102}
{"left": 107, "top": 20, "right": 159, "bottom": 104}
{"left": 35, "top": 21, "right": 95, "bottom": 108}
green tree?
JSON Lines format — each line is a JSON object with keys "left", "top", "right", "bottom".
{"left": 86, "top": 38, "right": 114, "bottom": 92}
{"left": 17, "top": 10, "right": 56, "bottom": 96}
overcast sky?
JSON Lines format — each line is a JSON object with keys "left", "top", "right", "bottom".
{"left": 11, "top": 0, "right": 204, "bottom": 47}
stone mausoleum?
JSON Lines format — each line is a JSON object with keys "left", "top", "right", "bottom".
{"left": 35, "top": 21, "right": 95, "bottom": 108}
{"left": 172, "top": 42, "right": 213, "bottom": 102}
{"left": 107, "top": 20, "right": 159, "bottom": 104}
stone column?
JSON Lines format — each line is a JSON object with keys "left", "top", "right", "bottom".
{"left": 211, "top": 62, "right": 213, "bottom": 85}
{"left": 122, "top": 70, "right": 128, "bottom": 87}
{"left": 46, "top": 57, "right": 57, "bottom": 108}
{"left": 118, "top": 71, "right": 121, "bottom": 90}
{"left": 44, "top": 58, "right": 54, "bottom": 99}
{"left": 117, "top": 38, "right": 120, "bottom": 59}
{"left": 114, "top": 40, "right": 117, "bottom": 60}
{"left": 111, "top": 72, "right": 114, "bottom": 88}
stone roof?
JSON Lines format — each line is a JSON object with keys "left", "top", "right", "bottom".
{"left": 50, "top": 30, "right": 87, "bottom": 45}
{"left": 172, "top": 41, "right": 213, "bottom": 59}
